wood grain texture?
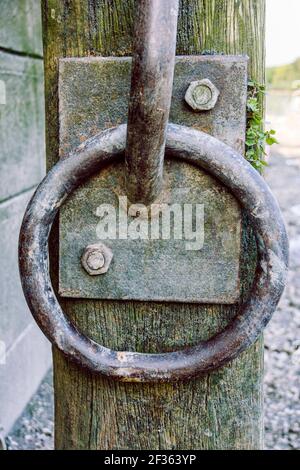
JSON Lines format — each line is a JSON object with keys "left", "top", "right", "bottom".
{"left": 42, "top": 0, "right": 265, "bottom": 449}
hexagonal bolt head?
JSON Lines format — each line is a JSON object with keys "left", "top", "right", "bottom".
{"left": 185, "top": 79, "right": 220, "bottom": 111}
{"left": 81, "top": 243, "right": 113, "bottom": 276}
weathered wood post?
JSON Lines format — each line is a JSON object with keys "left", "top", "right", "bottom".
{"left": 39, "top": 0, "right": 268, "bottom": 449}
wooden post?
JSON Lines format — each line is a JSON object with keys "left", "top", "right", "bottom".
{"left": 42, "top": 0, "right": 265, "bottom": 449}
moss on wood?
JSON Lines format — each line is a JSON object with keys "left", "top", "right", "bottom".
{"left": 42, "top": 0, "right": 265, "bottom": 450}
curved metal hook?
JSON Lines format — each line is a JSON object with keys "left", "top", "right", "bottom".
{"left": 125, "top": 0, "right": 179, "bottom": 204}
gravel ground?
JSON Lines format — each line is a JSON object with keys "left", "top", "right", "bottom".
{"left": 263, "top": 95, "right": 300, "bottom": 450}
{"left": 5, "top": 94, "right": 300, "bottom": 451}
{"left": 5, "top": 371, "right": 54, "bottom": 450}
{"left": 264, "top": 151, "right": 300, "bottom": 450}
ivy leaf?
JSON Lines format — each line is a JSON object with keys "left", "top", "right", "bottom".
{"left": 266, "top": 136, "right": 279, "bottom": 146}
{"left": 247, "top": 98, "right": 259, "bottom": 112}
{"left": 246, "top": 80, "right": 278, "bottom": 171}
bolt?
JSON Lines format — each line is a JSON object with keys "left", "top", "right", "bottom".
{"left": 81, "top": 243, "right": 113, "bottom": 276}
{"left": 185, "top": 79, "right": 220, "bottom": 111}
{"left": 86, "top": 251, "right": 105, "bottom": 271}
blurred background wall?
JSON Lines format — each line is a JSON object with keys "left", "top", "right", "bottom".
{"left": 0, "top": 0, "right": 51, "bottom": 437}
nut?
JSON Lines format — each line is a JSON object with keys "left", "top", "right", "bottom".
{"left": 81, "top": 243, "right": 113, "bottom": 276}
{"left": 185, "top": 79, "right": 220, "bottom": 111}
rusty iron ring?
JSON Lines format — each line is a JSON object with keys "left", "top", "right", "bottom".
{"left": 19, "top": 124, "right": 288, "bottom": 382}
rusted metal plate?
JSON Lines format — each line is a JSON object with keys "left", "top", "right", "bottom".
{"left": 58, "top": 55, "right": 247, "bottom": 303}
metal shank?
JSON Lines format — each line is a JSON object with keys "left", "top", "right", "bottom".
{"left": 19, "top": 124, "right": 288, "bottom": 382}
{"left": 125, "top": 0, "right": 179, "bottom": 204}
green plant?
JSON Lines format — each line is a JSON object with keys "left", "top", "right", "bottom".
{"left": 246, "top": 80, "right": 278, "bottom": 171}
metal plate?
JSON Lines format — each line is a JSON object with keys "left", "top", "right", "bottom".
{"left": 58, "top": 55, "right": 247, "bottom": 303}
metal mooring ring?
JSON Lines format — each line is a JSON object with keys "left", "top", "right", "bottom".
{"left": 19, "top": 124, "right": 288, "bottom": 382}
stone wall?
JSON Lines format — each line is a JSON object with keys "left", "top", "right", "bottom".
{"left": 0, "top": 0, "right": 51, "bottom": 436}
